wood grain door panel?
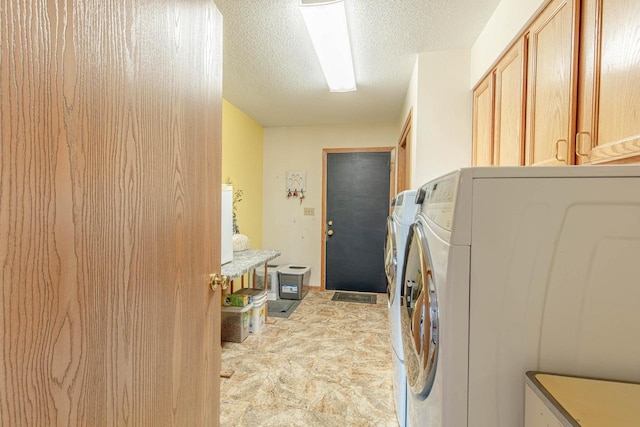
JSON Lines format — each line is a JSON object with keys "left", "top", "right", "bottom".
{"left": 1, "top": 1, "right": 222, "bottom": 425}
{"left": 494, "top": 38, "right": 527, "bottom": 166}
{"left": 577, "top": 0, "right": 640, "bottom": 164}
{"left": 397, "top": 109, "right": 413, "bottom": 193}
{"left": 525, "top": 0, "right": 580, "bottom": 166}
{"left": 473, "top": 74, "right": 494, "bottom": 166}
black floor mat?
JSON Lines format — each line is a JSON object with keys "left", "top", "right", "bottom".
{"left": 331, "top": 292, "right": 377, "bottom": 304}
{"left": 267, "top": 299, "right": 301, "bottom": 318}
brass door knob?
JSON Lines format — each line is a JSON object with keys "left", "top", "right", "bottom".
{"left": 209, "top": 273, "right": 229, "bottom": 291}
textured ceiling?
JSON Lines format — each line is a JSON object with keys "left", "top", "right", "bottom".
{"left": 214, "top": 0, "right": 501, "bottom": 127}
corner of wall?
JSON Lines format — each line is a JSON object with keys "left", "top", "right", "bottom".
{"left": 399, "top": 56, "right": 420, "bottom": 189}
{"left": 411, "top": 50, "right": 473, "bottom": 187}
{"left": 470, "top": 0, "right": 547, "bottom": 87}
{"left": 222, "top": 99, "right": 265, "bottom": 248}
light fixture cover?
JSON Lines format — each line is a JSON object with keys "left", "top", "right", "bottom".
{"left": 300, "top": 0, "right": 356, "bottom": 92}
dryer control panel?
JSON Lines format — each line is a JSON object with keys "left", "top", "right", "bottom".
{"left": 420, "top": 171, "right": 459, "bottom": 231}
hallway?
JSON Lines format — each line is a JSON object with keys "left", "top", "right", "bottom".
{"left": 220, "top": 290, "right": 397, "bottom": 426}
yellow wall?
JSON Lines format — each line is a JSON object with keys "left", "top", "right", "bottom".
{"left": 222, "top": 99, "right": 264, "bottom": 248}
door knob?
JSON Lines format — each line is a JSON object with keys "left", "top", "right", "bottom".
{"left": 209, "top": 273, "right": 229, "bottom": 291}
{"left": 327, "top": 230, "right": 334, "bottom": 236}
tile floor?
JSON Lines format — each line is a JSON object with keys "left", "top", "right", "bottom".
{"left": 220, "top": 290, "right": 398, "bottom": 426}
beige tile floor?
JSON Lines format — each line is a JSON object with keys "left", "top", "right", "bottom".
{"left": 220, "top": 290, "right": 398, "bottom": 427}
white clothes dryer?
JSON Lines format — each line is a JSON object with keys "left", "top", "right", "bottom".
{"left": 384, "top": 190, "right": 418, "bottom": 427}
{"left": 401, "top": 166, "right": 640, "bottom": 426}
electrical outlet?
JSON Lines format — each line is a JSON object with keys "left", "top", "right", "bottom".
{"left": 304, "top": 207, "right": 315, "bottom": 216}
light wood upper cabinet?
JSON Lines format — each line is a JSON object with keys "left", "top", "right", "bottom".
{"left": 494, "top": 38, "right": 527, "bottom": 166}
{"left": 473, "top": 0, "right": 640, "bottom": 167}
{"left": 473, "top": 74, "right": 494, "bottom": 166}
{"left": 525, "top": 0, "right": 580, "bottom": 165}
{"left": 576, "top": 0, "right": 640, "bottom": 164}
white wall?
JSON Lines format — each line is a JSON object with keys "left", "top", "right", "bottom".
{"left": 399, "top": 0, "right": 552, "bottom": 188}
{"left": 470, "top": 0, "right": 547, "bottom": 87}
{"left": 401, "top": 50, "right": 473, "bottom": 188}
{"left": 263, "top": 124, "right": 398, "bottom": 286}
{"left": 399, "top": 58, "right": 419, "bottom": 187}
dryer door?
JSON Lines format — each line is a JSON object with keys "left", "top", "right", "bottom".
{"left": 384, "top": 216, "right": 397, "bottom": 303}
{"left": 401, "top": 222, "right": 439, "bottom": 398}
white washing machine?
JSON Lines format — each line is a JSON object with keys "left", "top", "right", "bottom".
{"left": 400, "top": 165, "right": 640, "bottom": 426}
{"left": 384, "top": 190, "right": 418, "bottom": 427}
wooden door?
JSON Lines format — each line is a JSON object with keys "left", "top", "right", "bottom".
{"left": 576, "top": 0, "right": 640, "bottom": 164}
{"left": 397, "top": 109, "right": 413, "bottom": 193}
{"left": 473, "top": 74, "right": 495, "bottom": 166}
{"left": 323, "top": 150, "right": 391, "bottom": 293}
{"left": 525, "top": 0, "right": 580, "bottom": 165}
{"left": 1, "top": 1, "right": 222, "bottom": 425}
{"left": 494, "top": 38, "right": 527, "bottom": 166}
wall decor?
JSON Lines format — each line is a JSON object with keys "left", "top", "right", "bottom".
{"left": 286, "top": 170, "right": 306, "bottom": 201}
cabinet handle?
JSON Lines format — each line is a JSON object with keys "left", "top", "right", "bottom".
{"left": 575, "top": 132, "right": 591, "bottom": 158}
{"left": 554, "top": 139, "right": 567, "bottom": 162}
{"left": 209, "top": 273, "right": 229, "bottom": 292}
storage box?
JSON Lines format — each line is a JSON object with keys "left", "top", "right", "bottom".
{"left": 249, "top": 294, "right": 267, "bottom": 334}
{"left": 231, "top": 288, "right": 268, "bottom": 333}
{"left": 255, "top": 264, "right": 280, "bottom": 301}
{"left": 225, "top": 293, "right": 249, "bottom": 307}
{"left": 221, "top": 303, "right": 252, "bottom": 343}
{"left": 278, "top": 265, "right": 311, "bottom": 300}
{"left": 233, "top": 288, "right": 267, "bottom": 305}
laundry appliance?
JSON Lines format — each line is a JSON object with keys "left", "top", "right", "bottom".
{"left": 400, "top": 166, "right": 640, "bottom": 426}
{"left": 384, "top": 189, "right": 418, "bottom": 427}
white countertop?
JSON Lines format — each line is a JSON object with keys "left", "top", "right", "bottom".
{"left": 221, "top": 249, "right": 280, "bottom": 280}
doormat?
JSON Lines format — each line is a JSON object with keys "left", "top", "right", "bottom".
{"left": 331, "top": 292, "right": 377, "bottom": 304}
{"left": 267, "top": 300, "right": 301, "bottom": 319}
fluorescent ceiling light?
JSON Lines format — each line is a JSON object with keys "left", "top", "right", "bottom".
{"left": 299, "top": 0, "right": 356, "bottom": 92}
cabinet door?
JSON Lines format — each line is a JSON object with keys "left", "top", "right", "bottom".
{"left": 577, "top": 0, "right": 640, "bottom": 164}
{"left": 473, "top": 74, "right": 494, "bottom": 166}
{"left": 494, "top": 38, "right": 527, "bottom": 166}
{"left": 525, "top": 0, "right": 580, "bottom": 165}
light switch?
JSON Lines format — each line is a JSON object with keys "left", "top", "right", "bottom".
{"left": 304, "top": 207, "right": 315, "bottom": 216}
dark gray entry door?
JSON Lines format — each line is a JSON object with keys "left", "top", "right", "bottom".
{"left": 325, "top": 151, "right": 391, "bottom": 293}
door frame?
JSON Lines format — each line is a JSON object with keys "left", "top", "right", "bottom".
{"left": 321, "top": 147, "right": 396, "bottom": 290}
{"left": 397, "top": 108, "right": 413, "bottom": 193}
